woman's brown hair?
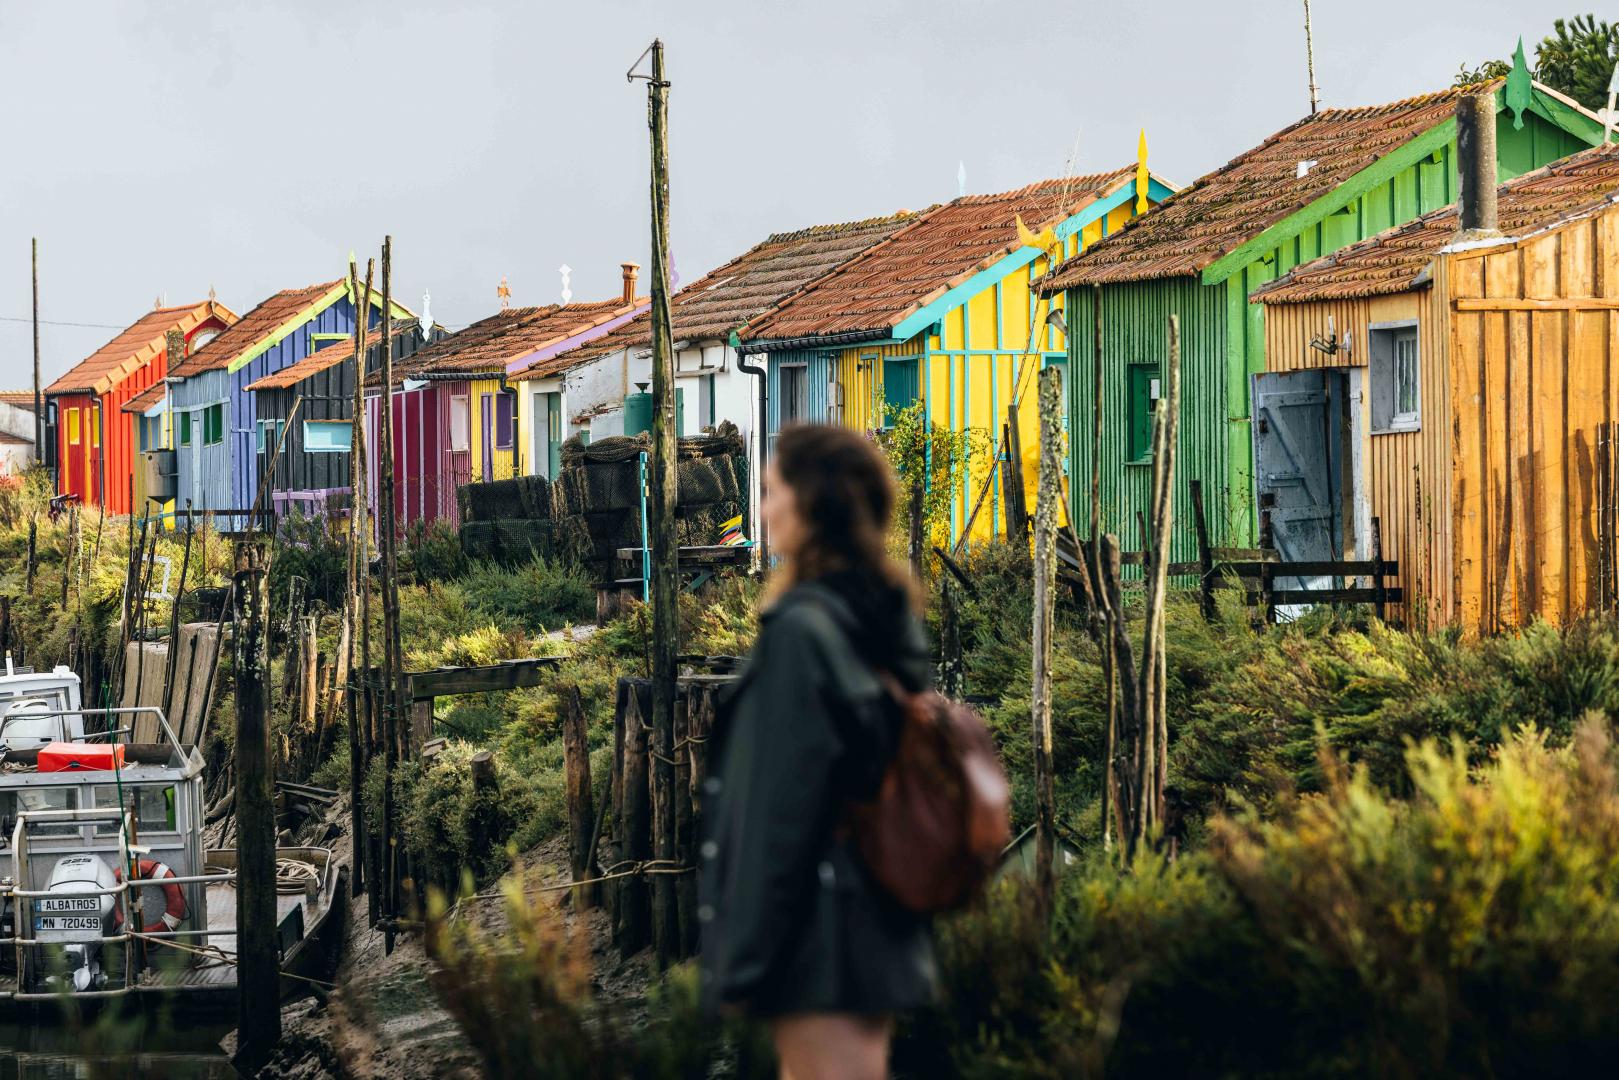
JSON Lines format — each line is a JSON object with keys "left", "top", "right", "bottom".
{"left": 766, "top": 423, "right": 918, "bottom": 607}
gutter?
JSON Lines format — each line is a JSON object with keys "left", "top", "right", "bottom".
{"left": 734, "top": 327, "right": 892, "bottom": 356}
{"left": 732, "top": 330, "right": 768, "bottom": 563}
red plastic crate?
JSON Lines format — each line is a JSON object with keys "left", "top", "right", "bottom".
{"left": 37, "top": 742, "right": 125, "bottom": 772}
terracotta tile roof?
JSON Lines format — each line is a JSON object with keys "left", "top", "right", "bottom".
{"left": 242, "top": 320, "right": 423, "bottom": 392}
{"left": 123, "top": 280, "right": 349, "bottom": 413}
{"left": 122, "top": 382, "right": 167, "bottom": 415}
{"left": 389, "top": 297, "right": 644, "bottom": 384}
{"left": 0, "top": 391, "right": 42, "bottom": 413}
{"left": 739, "top": 170, "right": 1138, "bottom": 344}
{"left": 44, "top": 300, "right": 240, "bottom": 398}
{"left": 1256, "top": 142, "right": 1619, "bottom": 303}
{"left": 1039, "top": 81, "right": 1588, "bottom": 292}
{"left": 525, "top": 211, "right": 920, "bottom": 379}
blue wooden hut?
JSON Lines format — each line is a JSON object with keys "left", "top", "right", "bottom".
{"left": 123, "top": 279, "right": 406, "bottom": 524}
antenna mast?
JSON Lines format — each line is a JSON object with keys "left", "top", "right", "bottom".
{"left": 1303, "top": 0, "right": 1320, "bottom": 114}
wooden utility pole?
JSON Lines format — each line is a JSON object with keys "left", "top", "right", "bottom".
{"left": 232, "top": 539, "right": 279, "bottom": 1070}
{"left": 638, "top": 38, "right": 680, "bottom": 969}
{"left": 375, "top": 239, "right": 404, "bottom": 952}
{"left": 1031, "top": 367, "right": 1062, "bottom": 907}
{"left": 32, "top": 238, "right": 41, "bottom": 460}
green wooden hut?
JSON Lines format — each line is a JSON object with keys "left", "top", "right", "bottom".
{"left": 1035, "top": 69, "right": 1604, "bottom": 562}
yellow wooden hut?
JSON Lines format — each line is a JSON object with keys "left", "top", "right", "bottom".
{"left": 739, "top": 148, "right": 1173, "bottom": 543}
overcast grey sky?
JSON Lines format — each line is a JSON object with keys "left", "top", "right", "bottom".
{"left": 0, "top": 0, "right": 1542, "bottom": 386}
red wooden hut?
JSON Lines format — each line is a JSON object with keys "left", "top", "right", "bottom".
{"left": 45, "top": 299, "right": 237, "bottom": 513}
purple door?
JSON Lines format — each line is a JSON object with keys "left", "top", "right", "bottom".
{"left": 480, "top": 393, "right": 494, "bottom": 480}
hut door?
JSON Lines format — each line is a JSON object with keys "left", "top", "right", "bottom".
{"left": 1251, "top": 369, "right": 1342, "bottom": 577}
{"left": 545, "top": 393, "right": 563, "bottom": 478}
{"left": 480, "top": 394, "right": 494, "bottom": 480}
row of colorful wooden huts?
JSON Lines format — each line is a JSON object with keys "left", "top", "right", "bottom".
{"left": 38, "top": 58, "right": 1619, "bottom": 631}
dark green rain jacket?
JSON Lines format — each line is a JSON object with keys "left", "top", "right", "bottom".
{"left": 698, "top": 574, "right": 937, "bottom": 1017}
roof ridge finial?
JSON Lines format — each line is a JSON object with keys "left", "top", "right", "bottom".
{"left": 1505, "top": 37, "right": 1533, "bottom": 131}
{"left": 498, "top": 276, "right": 512, "bottom": 311}
{"left": 208, "top": 284, "right": 217, "bottom": 303}
{"left": 558, "top": 264, "right": 573, "bottom": 306}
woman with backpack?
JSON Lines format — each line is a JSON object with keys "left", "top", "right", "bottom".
{"left": 698, "top": 423, "right": 936, "bottom": 1080}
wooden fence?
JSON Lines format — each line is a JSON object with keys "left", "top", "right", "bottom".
{"left": 1058, "top": 481, "right": 1402, "bottom": 624}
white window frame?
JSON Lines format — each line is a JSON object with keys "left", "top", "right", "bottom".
{"left": 1369, "top": 320, "right": 1421, "bottom": 434}
{"left": 449, "top": 394, "right": 470, "bottom": 452}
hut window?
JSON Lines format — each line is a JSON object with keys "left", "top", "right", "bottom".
{"left": 305, "top": 421, "right": 352, "bottom": 453}
{"left": 90, "top": 410, "right": 100, "bottom": 448}
{"left": 1370, "top": 323, "right": 1420, "bottom": 433}
{"left": 1126, "top": 364, "right": 1159, "bottom": 463}
{"left": 203, "top": 404, "right": 225, "bottom": 446}
{"left": 178, "top": 411, "right": 192, "bottom": 447}
{"left": 495, "top": 394, "right": 514, "bottom": 449}
{"left": 65, "top": 408, "right": 80, "bottom": 446}
{"left": 450, "top": 395, "right": 470, "bottom": 452}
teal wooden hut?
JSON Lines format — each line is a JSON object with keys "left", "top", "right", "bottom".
{"left": 1035, "top": 69, "right": 1604, "bottom": 561}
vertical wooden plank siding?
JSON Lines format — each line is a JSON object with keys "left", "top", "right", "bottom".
{"left": 1262, "top": 291, "right": 1452, "bottom": 628}
{"left": 1066, "top": 277, "right": 1228, "bottom": 563}
{"left": 1447, "top": 207, "right": 1618, "bottom": 631}
{"left": 1075, "top": 108, "right": 1594, "bottom": 562}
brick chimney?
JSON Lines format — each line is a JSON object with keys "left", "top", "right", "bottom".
{"left": 620, "top": 262, "right": 640, "bottom": 304}
{"left": 1455, "top": 93, "right": 1500, "bottom": 239}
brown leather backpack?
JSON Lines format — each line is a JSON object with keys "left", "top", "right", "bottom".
{"left": 848, "top": 679, "right": 1012, "bottom": 914}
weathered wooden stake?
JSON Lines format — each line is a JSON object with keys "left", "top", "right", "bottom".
{"left": 232, "top": 540, "right": 279, "bottom": 1070}
{"left": 24, "top": 517, "right": 36, "bottom": 594}
{"left": 617, "top": 684, "right": 651, "bottom": 953}
{"left": 1031, "top": 367, "right": 1062, "bottom": 907}
{"left": 1139, "top": 314, "right": 1180, "bottom": 836}
{"left": 1190, "top": 479, "right": 1216, "bottom": 622}
{"left": 562, "top": 685, "right": 599, "bottom": 909}
{"left": 32, "top": 238, "right": 41, "bottom": 460}
{"left": 346, "top": 260, "right": 374, "bottom": 899}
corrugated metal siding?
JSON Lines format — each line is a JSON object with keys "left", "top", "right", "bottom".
{"left": 1066, "top": 277, "right": 1228, "bottom": 564}
{"left": 1449, "top": 205, "right": 1619, "bottom": 632}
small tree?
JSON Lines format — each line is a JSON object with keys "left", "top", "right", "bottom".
{"left": 876, "top": 401, "right": 992, "bottom": 574}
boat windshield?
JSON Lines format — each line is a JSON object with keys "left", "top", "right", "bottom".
{"left": 0, "top": 787, "right": 80, "bottom": 841}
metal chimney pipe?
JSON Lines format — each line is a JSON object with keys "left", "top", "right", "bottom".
{"left": 1456, "top": 93, "right": 1500, "bottom": 236}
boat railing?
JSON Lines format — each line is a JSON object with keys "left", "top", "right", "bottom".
{"left": 0, "top": 705, "right": 184, "bottom": 759}
{"left": 1, "top": 806, "right": 235, "bottom": 999}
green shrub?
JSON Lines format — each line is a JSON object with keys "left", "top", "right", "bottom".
{"left": 906, "top": 718, "right": 1619, "bottom": 1077}
{"left": 404, "top": 520, "right": 470, "bottom": 581}
{"left": 460, "top": 558, "right": 595, "bottom": 633}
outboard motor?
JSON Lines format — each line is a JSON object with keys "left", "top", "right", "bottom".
{"left": 34, "top": 854, "right": 116, "bottom": 991}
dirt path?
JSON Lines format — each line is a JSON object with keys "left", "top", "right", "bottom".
{"left": 249, "top": 803, "right": 642, "bottom": 1078}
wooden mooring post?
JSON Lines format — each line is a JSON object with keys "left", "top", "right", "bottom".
{"left": 231, "top": 539, "right": 279, "bottom": 1070}
{"left": 563, "top": 686, "right": 599, "bottom": 909}
{"left": 605, "top": 674, "right": 724, "bottom": 963}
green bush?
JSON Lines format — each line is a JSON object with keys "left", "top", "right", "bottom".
{"left": 404, "top": 519, "right": 470, "bottom": 581}
{"left": 460, "top": 558, "right": 596, "bottom": 633}
{"left": 907, "top": 718, "right": 1619, "bottom": 1077}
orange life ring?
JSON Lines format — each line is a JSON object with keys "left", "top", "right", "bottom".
{"left": 112, "top": 859, "right": 187, "bottom": 933}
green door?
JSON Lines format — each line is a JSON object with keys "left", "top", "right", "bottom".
{"left": 545, "top": 393, "right": 563, "bottom": 478}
